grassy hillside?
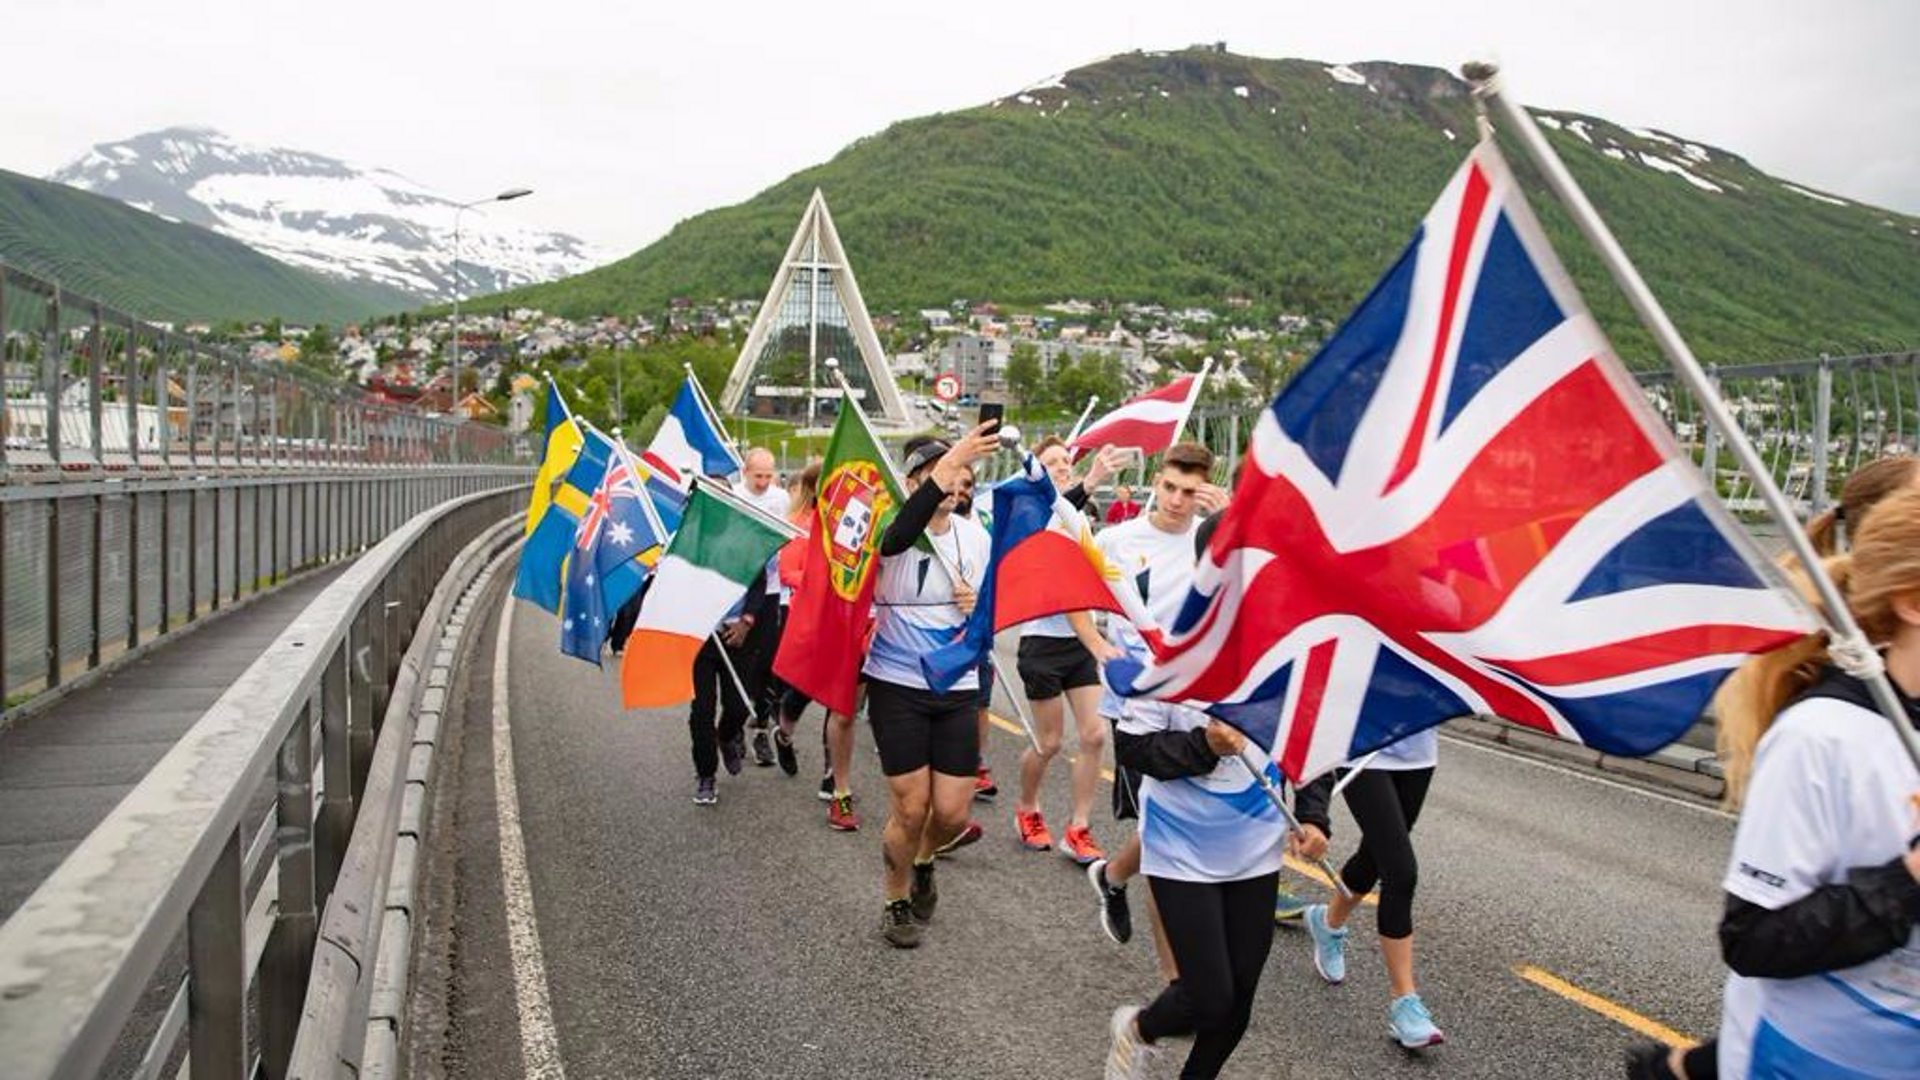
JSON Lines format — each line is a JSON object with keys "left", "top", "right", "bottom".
{"left": 0, "top": 168, "right": 415, "bottom": 324}
{"left": 475, "top": 49, "right": 1920, "bottom": 366}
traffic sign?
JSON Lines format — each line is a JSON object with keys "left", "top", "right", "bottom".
{"left": 933, "top": 373, "right": 961, "bottom": 402}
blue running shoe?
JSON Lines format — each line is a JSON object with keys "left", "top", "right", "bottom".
{"left": 1273, "top": 885, "right": 1309, "bottom": 924}
{"left": 1304, "top": 904, "right": 1347, "bottom": 984}
{"left": 1388, "top": 993, "right": 1445, "bottom": 1049}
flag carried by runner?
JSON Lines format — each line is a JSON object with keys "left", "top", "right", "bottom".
{"left": 1108, "top": 139, "right": 1815, "bottom": 784}
{"left": 647, "top": 374, "right": 742, "bottom": 483}
{"left": 922, "top": 453, "right": 1130, "bottom": 690}
{"left": 1067, "top": 372, "right": 1205, "bottom": 460}
{"left": 621, "top": 484, "right": 790, "bottom": 707}
{"left": 772, "top": 402, "right": 902, "bottom": 717}
{"left": 524, "top": 381, "right": 584, "bottom": 538}
{"left": 515, "top": 424, "right": 613, "bottom": 614}
{"left": 559, "top": 446, "right": 672, "bottom": 665}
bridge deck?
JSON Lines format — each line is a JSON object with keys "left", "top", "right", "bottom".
{"left": 0, "top": 565, "right": 349, "bottom": 921}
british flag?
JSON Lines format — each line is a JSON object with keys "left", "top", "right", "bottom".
{"left": 1110, "top": 142, "right": 1814, "bottom": 784}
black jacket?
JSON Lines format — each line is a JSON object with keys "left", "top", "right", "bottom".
{"left": 1719, "top": 667, "right": 1920, "bottom": 979}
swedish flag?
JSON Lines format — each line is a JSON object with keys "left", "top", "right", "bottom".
{"left": 514, "top": 422, "right": 613, "bottom": 613}
{"left": 525, "top": 383, "right": 584, "bottom": 536}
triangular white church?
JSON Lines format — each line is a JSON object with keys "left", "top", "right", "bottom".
{"left": 720, "top": 190, "right": 910, "bottom": 427}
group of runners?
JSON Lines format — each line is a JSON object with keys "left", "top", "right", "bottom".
{"left": 618, "top": 431, "right": 1920, "bottom": 1079}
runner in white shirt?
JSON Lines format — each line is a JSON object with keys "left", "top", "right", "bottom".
{"left": 1706, "top": 488, "right": 1920, "bottom": 1079}
{"left": 867, "top": 427, "right": 1000, "bottom": 949}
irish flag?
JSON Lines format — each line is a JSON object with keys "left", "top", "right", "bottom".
{"left": 621, "top": 485, "right": 789, "bottom": 708}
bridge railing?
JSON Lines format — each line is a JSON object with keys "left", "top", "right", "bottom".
{"left": 0, "top": 482, "right": 528, "bottom": 1080}
{"left": 0, "top": 262, "right": 537, "bottom": 723}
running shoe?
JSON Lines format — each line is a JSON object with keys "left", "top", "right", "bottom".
{"left": 1104, "top": 1005, "right": 1157, "bottom": 1080}
{"left": 1273, "top": 885, "right": 1310, "bottom": 924}
{"left": 973, "top": 766, "right": 998, "bottom": 801}
{"left": 773, "top": 729, "right": 798, "bottom": 776}
{"left": 751, "top": 729, "right": 775, "bottom": 768}
{"left": 721, "top": 734, "right": 746, "bottom": 776}
{"left": 1060, "top": 824, "right": 1104, "bottom": 866}
{"left": 1086, "top": 859, "right": 1132, "bottom": 944}
{"left": 1387, "top": 993, "right": 1446, "bottom": 1049}
{"left": 1016, "top": 809, "right": 1054, "bottom": 851}
{"left": 817, "top": 773, "right": 835, "bottom": 801}
{"left": 909, "top": 862, "right": 938, "bottom": 924}
{"left": 881, "top": 899, "right": 922, "bottom": 949}
{"left": 933, "top": 820, "right": 984, "bottom": 858}
{"left": 1304, "top": 904, "right": 1348, "bottom": 984}
{"left": 693, "top": 776, "right": 718, "bottom": 806}
{"left": 1622, "top": 1042, "right": 1676, "bottom": 1080}
{"left": 827, "top": 793, "right": 860, "bottom": 831}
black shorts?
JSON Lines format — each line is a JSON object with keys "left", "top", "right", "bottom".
{"left": 974, "top": 659, "right": 994, "bottom": 710}
{"left": 1017, "top": 635, "right": 1102, "bottom": 700}
{"left": 1109, "top": 715, "right": 1144, "bottom": 821}
{"left": 866, "top": 679, "right": 981, "bottom": 778}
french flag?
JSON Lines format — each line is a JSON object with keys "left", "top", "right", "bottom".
{"left": 648, "top": 377, "right": 741, "bottom": 482}
{"left": 1068, "top": 374, "right": 1205, "bottom": 458}
{"left": 921, "top": 456, "right": 1127, "bottom": 691}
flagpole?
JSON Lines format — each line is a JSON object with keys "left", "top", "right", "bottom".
{"left": 711, "top": 631, "right": 757, "bottom": 711}
{"left": 1328, "top": 749, "right": 1382, "bottom": 801}
{"left": 1231, "top": 751, "right": 1353, "bottom": 900}
{"left": 1470, "top": 63, "right": 1920, "bottom": 771}
{"left": 611, "top": 437, "right": 671, "bottom": 543}
{"left": 1065, "top": 394, "right": 1100, "bottom": 443}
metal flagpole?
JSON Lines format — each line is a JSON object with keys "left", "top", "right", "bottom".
{"left": 1231, "top": 752, "right": 1352, "bottom": 899}
{"left": 711, "top": 630, "right": 757, "bottom": 709}
{"left": 1328, "top": 749, "right": 1382, "bottom": 801}
{"left": 1470, "top": 62, "right": 1920, "bottom": 771}
{"left": 1065, "top": 394, "right": 1101, "bottom": 443}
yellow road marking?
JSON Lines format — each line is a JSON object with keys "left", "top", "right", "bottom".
{"left": 1514, "top": 965, "right": 1697, "bottom": 1048}
{"left": 985, "top": 712, "right": 1374, "bottom": 906}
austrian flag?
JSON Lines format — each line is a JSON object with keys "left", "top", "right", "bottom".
{"left": 1067, "top": 373, "right": 1205, "bottom": 459}
{"left": 1110, "top": 140, "right": 1815, "bottom": 784}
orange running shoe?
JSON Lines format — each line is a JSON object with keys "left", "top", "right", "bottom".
{"left": 1016, "top": 809, "right": 1054, "bottom": 851}
{"left": 827, "top": 793, "right": 860, "bottom": 831}
{"left": 1061, "top": 824, "right": 1104, "bottom": 866}
{"left": 974, "top": 766, "right": 999, "bottom": 801}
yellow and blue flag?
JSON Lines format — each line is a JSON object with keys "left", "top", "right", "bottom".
{"left": 515, "top": 426, "right": 613, "bottom": 613}
{"left": 526, "top": 383, "right": 584, "bottom": 538}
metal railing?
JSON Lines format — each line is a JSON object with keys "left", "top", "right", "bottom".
{"left": 0, "top": 483, "right": 527, "bottom": 1080}
{"left": 0, "top": 262, "right": 536, "bottom": 722}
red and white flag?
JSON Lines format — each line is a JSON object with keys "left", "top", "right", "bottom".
{"left": 1067, "top": 374, "right": 1205, "bottom": 457}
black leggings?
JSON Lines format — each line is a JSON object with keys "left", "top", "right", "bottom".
{"left": 688, "top": 638, "right": 750, "bottom": 778}
{"left": 1337, "top": 766, "right": 1433, "bottom": 939}
{"left": 1138, "top": 872, "right": 1279, "bottom": 1079}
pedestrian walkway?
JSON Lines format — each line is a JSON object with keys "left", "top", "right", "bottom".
{"left": 0, "top": 564, "right": 351, "bottom": 920}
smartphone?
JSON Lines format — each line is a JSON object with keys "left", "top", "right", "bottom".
{"left": 977, "top": 402, "right": 1005, "bottom": 434}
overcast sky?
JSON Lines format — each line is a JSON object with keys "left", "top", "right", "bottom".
{"left": 8, "top": 0, "right": 1916, "bottom": 255}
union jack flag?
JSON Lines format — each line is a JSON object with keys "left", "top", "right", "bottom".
{"left": 1111, "top": 142, "right": 1814, "bottom": 783}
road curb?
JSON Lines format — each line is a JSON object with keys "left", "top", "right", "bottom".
{"left": 1446, "top": 716, "right": 1727, "bottom": 803}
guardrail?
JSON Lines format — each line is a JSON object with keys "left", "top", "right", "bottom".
{"left": 0, "top": 483, "right": 527, "bottom": 1080}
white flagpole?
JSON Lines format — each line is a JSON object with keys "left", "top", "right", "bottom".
{"left": 1065, "top": 394, "right": 1101, "bottom": 443}
{"left": 1328, "top": 750, "right": 1382, "bottom": 800}
{"left": 1471, "top": 63, "right": 1920, "bottom": 770}
{"left": 1232, "top": 751, "right": 1352, "bottom": 900}
{"left": 711, "top": 630, "right": 756, "bottom": 710}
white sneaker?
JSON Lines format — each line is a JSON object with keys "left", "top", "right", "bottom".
{"left": 1105, "top": 1005, "right": 1158, "bottom": 1079}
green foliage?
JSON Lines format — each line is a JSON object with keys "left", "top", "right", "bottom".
{"left": 0, "top": 169, "right": 413, "bottom": 324}
{"left": 473, "top": 50, "right": 1919, "bottom": 367}
{"left": 1005, "top": 341, "right": 1042, "bottom": 408}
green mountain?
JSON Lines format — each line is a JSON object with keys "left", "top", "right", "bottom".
{"left": 476, "top": 49, "right": 1920, "bottom": 365}
{"left": 0, "top": 168, "right": 415, "bottom": 325}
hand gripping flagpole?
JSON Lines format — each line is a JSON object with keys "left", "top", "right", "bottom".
{"left": 1231, "top": 749, "right": 1353, "bottom": 900}
{"left": 1468, "top": 62, "right": 1920, "bottom": 773}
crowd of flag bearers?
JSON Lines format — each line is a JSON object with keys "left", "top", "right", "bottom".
{"left": 511, "top": 112, "right": 1919, "bottom": 1078}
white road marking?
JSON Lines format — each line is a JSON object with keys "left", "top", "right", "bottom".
{"left": 1440, "top": 732, "right": 1736, "bottom": 820}
{"left": 492, "top": 593, "right": 569, "bottom": 1079}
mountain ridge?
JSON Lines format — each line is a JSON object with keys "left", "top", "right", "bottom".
{"left": 472, "top": 48, "right": 1920, "bottom": 365}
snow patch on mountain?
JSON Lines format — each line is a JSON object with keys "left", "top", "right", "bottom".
{"left": 48, "top": 127, "right": 605, "bottom": 301}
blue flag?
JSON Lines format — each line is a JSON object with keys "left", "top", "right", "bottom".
{"left": 647, "top": 377, "right": 742, "bottom": 481}
{"left": 515, "top": 428, "right": 613, "bottom": 613}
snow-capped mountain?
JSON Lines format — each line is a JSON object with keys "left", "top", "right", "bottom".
{"left": 48, "top": 127, "right": 605, "bottom": 301}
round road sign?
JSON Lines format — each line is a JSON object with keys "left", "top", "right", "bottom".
{"left": 933, "top": 373, "right": 961, "bottom": 402}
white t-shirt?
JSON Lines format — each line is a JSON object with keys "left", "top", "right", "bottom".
{"left": 863, "top": 514, "right": 992, "bottom": 692}
{"left": 1099, "top": 514, "right": 1287, "bottom": 883}
{"left": 1363, "top": 728, "right": 1440, "bottom": 771}
{"left": 736, "top": 482, "right": 793, "bottom": 596}
{"left": 1717, "top": 694, "right": 1920, "bottom": 1079}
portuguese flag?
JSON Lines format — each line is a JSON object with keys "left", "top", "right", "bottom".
{"left": 773, "top": 405, "right": 902, "bottom": 716}
{"left": 621, "top": 485, "right": 789, "bottom": 708}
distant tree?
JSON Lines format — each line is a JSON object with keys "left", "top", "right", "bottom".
{"left": 1005, "top": 342, "right": 1043, "bottom": 411}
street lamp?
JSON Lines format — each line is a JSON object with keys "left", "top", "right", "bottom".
{"left": 451, "top": 187, "right": 533, "bottom": 456}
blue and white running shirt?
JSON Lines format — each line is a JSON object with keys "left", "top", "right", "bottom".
{"left": 862, "top": 515, "right": 991, "bottom": 692}
{"left": 1717, "top": 695, "right": 1920, "bottom": 1078}
{"left": 1098, "top": 515, "right": 1287, "bottom": 883}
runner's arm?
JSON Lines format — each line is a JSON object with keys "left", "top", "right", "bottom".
{"left": 878, "top": 481, "right": 947, "bottom": 557}
{"left": 1290, "top": 774, "right": 1335, "bottom": 838}
{"left": 1113, "top": 726, "right": 1220, "bottom": 781}
{"left": 1718, "top": 856, "right": 1920, "bottom": 978}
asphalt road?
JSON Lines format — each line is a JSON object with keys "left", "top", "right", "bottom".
{"left": 415, "top": 591, "right": 1737, "bottom": 1079}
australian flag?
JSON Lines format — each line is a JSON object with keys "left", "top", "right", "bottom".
{"left": 560, "top": 448, "right": 670, "bottom": 665}
{"left": 1110, "top": 141, "right": 1814, "bottom": 783}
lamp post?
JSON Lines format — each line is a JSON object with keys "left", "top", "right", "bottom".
{"left": 451, "top": 187, "right": 533, "bottom": 459}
